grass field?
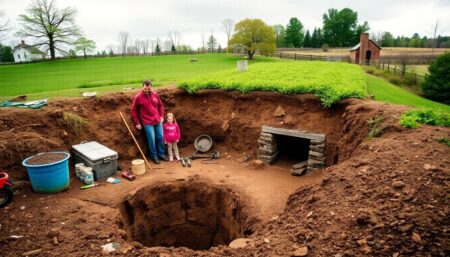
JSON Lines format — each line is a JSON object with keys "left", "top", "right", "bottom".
{"left": 0, "top": 54, "right": 276, "bottom": 100}
{"left": 366, "top": 75, "right": 449, "bottom": 112}
{"left": 0, "top": 54, "right": 448, "bottom": 112}
{"left": 179, "top": 61, "right": 367, "bottom": 107}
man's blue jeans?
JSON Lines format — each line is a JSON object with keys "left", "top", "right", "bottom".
{"left": 143, "top": 123, "right": 165, "bottom": 159}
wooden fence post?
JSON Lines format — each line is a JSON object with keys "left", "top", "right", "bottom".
{"left": 280, "top": 52, "right": 282, "bottom": 58}
{"left": 294, "top": 53, "right": 296, "bottom": 60}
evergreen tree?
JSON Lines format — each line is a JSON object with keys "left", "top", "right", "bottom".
{"left": 0, "top": 44, "right": 14, "bottom": 62}
{"left": 310, "top": 28, "right": 318, "bottom": 48}
{"left": 316, "top": 28, "right": 323, "bottom": 48}
{"left": 303, "top": 30, "right": 311, "bottom": 47}
{"left": 155, "top": 44, "right": 161, "bottom": 53}
{"left": 171, "top": 44, "right": 176, "bottom": 52}
{"left": 285, "top": 17, "right": 304, "bottom": 47}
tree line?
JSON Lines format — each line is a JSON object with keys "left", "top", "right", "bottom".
{"left": 1, "top": 0, "right": 449, "bottom": 63}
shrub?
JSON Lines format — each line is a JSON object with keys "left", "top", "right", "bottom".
{"left": 435, "top": 137, "right": 450, "bottom": 147}
{"left": 179, "top": 61, "right": 367, "bottom": 107}
{"left": 421, "top": 52, "right": 450, "bottom": 104}
{"left": 399, "top": 109, "right": 450, "bottom": 128}
{"left": 367, "top": 116, "right": 383, "bottom": 139}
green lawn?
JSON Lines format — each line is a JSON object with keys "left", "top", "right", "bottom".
{"left": 366, "top": 74, "right": 449, "bottom": 112}
{"left": 179, "top": 61, "right": 367, "bottom": 107}
{"left": 1, "top": 54, "right": 448, "bottom": 112}
{"left": 0, "top": 54, "right": 276, "bottom": 100}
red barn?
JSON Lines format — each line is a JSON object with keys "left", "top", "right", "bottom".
{"left": 350, "top": 33, "right": 381, "bottom": 64}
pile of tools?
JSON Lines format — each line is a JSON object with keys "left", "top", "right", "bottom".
{"left": 181, "top": 135, "right": 220, "bottom": 167}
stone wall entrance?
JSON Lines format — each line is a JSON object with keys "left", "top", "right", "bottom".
{"left": 257, "top": 126, "right": 326, "bottom": 175}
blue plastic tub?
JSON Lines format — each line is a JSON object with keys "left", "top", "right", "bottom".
{"left": 22, "top": 151, "right": 70, "bottom": 193}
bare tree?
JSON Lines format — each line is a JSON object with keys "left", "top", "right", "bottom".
{"left": 222, "top": 19, "right": 234, "bottom": 52}
{"left": 149, "top": 39, "right": 155, "bottom": 54}
{"left": 432, "top": 20, "right": 439, "bottom": 52}
{"left": 168, "top": 31, "right": 181, "bottom": 49}
{"left": 118, "top": 32, "right": 129, "bottom": 55}
{"left": 142, "top": 39, "right": 150, "bottom": 55}
{"left": 0, "top": 9, "right": 10, "bottom": 41}
{"left": 201, "top": 31, "right": 206, "bottom": 52}
{"left": 17, "top": 0, "right": 80, "bottom": 60}
{"left": 134, "top": 39, "right": 143, "bottom": 55}
{"left": 163, "top": 39, "right": 172, "bottom": 52}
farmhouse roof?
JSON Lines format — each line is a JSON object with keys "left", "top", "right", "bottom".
{"left": 13, "top": 41, "right": 45, "bottom": 55}
{"left": 349, "top": 39, "right": 382, "bottom": 51}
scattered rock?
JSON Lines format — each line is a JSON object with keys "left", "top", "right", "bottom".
{"left": 392, "top": 252, "right": 399, "bottom": 257}
{"left": 412, "top": 232, "right": 422, "bottom": 243}
{"left": 357, "top": 239, "right": 367, "bottom": 246}
{"left": 252, "top": 160, "right": 264, "bottom": 169}
{"left": 398, "top": 224, "right": 413, "bottom": 232}
{"left": 229, "top": 238, "right": 254, "bottom": 249}
{"left": 101, "top": 242, "right": 120, "bottom": 253}
{"left": 306, "top": 211, "right": 313, "bottom": 218}
{"left": 221, "top": 120, "right": 230, "bottom": 132}
{"left": 292, "top": 246, "right": 308, "bottom": 256}
{"left": 392, "top": 180, "right": 405, "bottom": 189}
{"left": 274, "top": 106, "right": 285, "bottom": 117}
{"left": 264, "top": 238, "right": 270, "bottom": 244}
{"left": 52, "top": 237, "right": 59, "bottom": 245}
{"left": 423, "top": 163, "right": 438, "bottom": 171}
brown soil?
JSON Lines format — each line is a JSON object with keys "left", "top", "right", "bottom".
{"left": 121, "top": 180, "right": 255, "bottom": 250}
{"left": 25, "top": 152, "right": 68, "bottom": 165}
{"left": 0, "top": 88, "right": 448, "bottom": 257}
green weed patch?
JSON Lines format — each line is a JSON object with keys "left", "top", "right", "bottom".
{"left": 178, "top": 61, "right": 367, "bottom": 107}
{"left": 400, "top": 109, "right": 450, "bottom": 128}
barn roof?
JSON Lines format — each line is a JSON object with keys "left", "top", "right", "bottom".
{"left": 349, "top": 39, "right": 382, "bottom": 51}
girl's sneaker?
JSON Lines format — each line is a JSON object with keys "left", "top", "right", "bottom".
{"left": 175, "top": 155, "right": 181, "bottom": 161}
{"left": 169, "top": 156, "right": 173, "bottom": 161}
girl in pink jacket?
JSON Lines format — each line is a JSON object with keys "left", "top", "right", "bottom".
{"left": 163, "top": 113, "right": 181, "bottom": 161}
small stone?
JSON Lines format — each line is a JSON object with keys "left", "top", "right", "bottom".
{"left": 292, "top": 246, "right": 308, "bottom": 256}
{"left": 229, "top": 238, "right": 254, "bottom": 249}
{"left": 423, "top": 163, "right": 438, "bottom": 171}
{"left": 412, "top": 232, "right": 422, "bottom": 243}
{"left": 52, "top": 237, "right": 59, "bottom": 245}
{"left": 398, "top": 224, "right": 413, "bottom": 232}
{"left": 20, "top": 206, "right": 25, "bottom": 210}
{"left": 334, "top": 254, "right": 342, "bottom": 257}
{"left": 221, "top": 120, "right": 230, "bottom": 132}
{"left": 392, "top": 180, "right": 405, "bottom": 189}
{"left": 264, "top": 238, "right": 270, "bottom": 244}
{"left": 392, "top": 252, "right": 399, "bottom": 257}
{"left": 252, "top": 160, "right": 264, "bottom": 169}
{"left": 357, "top": 239, "right": 367, "bottom": 246}
{"left": 274, "top": 106, "right": 286, "bottom": 117}
{"left": 306, "top": 211, "right": 313, "bottom": 218}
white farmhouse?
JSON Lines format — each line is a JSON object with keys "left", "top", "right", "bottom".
{"left": 13, "top": 40, "right": 46, "bottom": 63}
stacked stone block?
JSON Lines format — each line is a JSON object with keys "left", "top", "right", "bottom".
{"left": 257, "top": 132, "right": 279, "bottom": 164}
{"left": 307, "top": 140, "right": 325, "bottom": 172}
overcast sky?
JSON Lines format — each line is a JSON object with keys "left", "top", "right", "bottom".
{"left": 1, "top": 0, "right": 449, "bottom": 51}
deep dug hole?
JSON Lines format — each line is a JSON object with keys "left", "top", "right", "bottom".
{"left": 120, "top": 180, "right": 255, "bottom": 250}
{"left": 0, "top": 89, "right": 369, "bottom": 178}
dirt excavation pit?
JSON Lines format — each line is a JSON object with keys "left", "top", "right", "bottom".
{"left": 120, "top": 180, "right": 255, "bottom": 250}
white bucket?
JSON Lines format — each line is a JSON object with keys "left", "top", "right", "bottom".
{"left": 132, "top": 159, "right": 145, "bottom": 175}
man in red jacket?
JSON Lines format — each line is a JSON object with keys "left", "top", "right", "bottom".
{"left": 131, "top": 80, "right": 168, "bottom": 164}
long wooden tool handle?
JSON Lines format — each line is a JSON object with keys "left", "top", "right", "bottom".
{"left": 119, "top": 112, "right": 152, "bottom": 171}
